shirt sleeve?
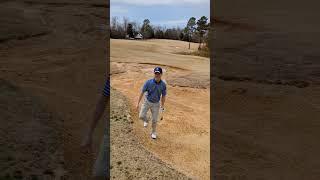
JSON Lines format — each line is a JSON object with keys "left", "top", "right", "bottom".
{"left": 162, "top": 83, "right": 167, "bottom": 96}
{"left": 142, "top": 80, "right": 148, "bottom": 92}
{"left": 103, "top": 79, "right": 110, "bottom": 97}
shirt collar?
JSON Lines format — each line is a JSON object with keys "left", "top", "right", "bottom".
{"left": 153, "top": 78, "right": 161, "bottom": 84}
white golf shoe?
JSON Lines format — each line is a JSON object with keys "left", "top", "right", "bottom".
{"left": 151, "top": 133, "right": 157, "bottom": 139}
{"left": 143, "top": 121, "right": 148, "bottom": 127}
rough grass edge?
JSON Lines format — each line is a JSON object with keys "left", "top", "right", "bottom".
{"left": 175, "top": 47, "right": 210, "bottom": 58}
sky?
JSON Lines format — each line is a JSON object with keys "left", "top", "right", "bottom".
{"left": 110, "top": 0, "right": 210, "bottom": 28}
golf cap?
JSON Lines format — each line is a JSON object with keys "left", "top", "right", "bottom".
{"left": 154, "top": 67, "right": 163, "bottom": 74}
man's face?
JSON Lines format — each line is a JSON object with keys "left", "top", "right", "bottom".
{"left": 154, "top": 72, "right": 162, "bottom": 80}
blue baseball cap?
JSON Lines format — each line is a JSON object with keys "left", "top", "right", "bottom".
{"left": 154, "top": 67, "right": 163, "bottom": 74}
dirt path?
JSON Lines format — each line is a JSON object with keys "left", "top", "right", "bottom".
{"left": 110, "top": 39, "right": 210, "bottom": 179}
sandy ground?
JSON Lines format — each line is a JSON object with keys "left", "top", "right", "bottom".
{"left": 110, "top": 39, "right": 210, "bottom": 179}
{"left": 110, "top": 89, "right": 189, "bottom": 179}
{"left": 1, "top": 0, "right": 108, "bottom": 179}
{"left": 213, "top": 0, "right": 320, "bottom": 179}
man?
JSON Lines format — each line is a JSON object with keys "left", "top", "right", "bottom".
{"left": 81, "top": 78, "right": 110, "bottom": 179}
{"left": 136, "top": 67, "right": 167, "bottom": 139}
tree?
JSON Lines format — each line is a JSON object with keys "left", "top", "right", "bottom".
{"left": 123, "top": 17, "right": 129, "bottom": 36}
{"left": 154, "top": 26, "right": 165, "bottom": 39}
{"left": 111, "top": 16, "right": 121, "bottom": 38}
{"left": 127, "top": 23, "right": 134, "bottom": 38}
{"left": 111, "top": 16, "right": 118, "bottom": 30}
{"left": 141, "top": 19, "right": 154, "bottom": 39}
{"left": 185, "top": 17, "right": 196, "bottom": 49}
{"left": 165, "top": 29, "right": 174, "bottom": 39}
{"left": 204, "top": 22, "right": 211, "bottom": 49}
{"left": 130, "top": 22, "right": 137, "bottom": 35}
{"left": 129, "top": 21, "right": 141, "bottom": 36}
{"left": 110, "top": 16, "right": 209, "bottom": 42}
{"left": 196, "top": 16, "right": 209, "bottom": 50}
{"left": 179, "top": 32, "right": 184, "bottom": 40}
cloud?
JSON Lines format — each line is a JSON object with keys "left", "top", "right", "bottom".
{"left": 111, "top": 0, "right": 209, "bottom": 6}
{"left": 154, "top": 19, "right": 187, "bottom": 25}
{"left": 110, "top": 5, "right": 128, "bottom": 14}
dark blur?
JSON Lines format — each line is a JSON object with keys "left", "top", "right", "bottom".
{"left": 0, "top": 0, "right": 109, "bottom": 179}
{"left": 212, "top": 0, "right": 320, "bottom": 179}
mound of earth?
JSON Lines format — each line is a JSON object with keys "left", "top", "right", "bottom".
{"left": 110, "top": 62, "right": 127, "bottom": 75}
{"left": 111, "top": 62, "right": 210, "bottom": 89}
{"left": 166, "top": 73, "right": 210, "bottom": 89}
{"left": 110, "top": 89, "right": 190, "bottom": 179}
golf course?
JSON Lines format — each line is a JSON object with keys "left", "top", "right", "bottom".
{"left": 110, "top": 39, "right": 210, "bottom": 179}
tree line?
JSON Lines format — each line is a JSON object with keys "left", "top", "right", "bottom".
{"left": 110, "top": 16, "right": 210, "bottom": 49}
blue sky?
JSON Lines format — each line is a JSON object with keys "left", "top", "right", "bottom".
{"left": 110, "top": 0, "right": 210, "bottom": 28}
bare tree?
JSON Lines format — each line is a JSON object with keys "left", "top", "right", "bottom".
{"left": 131, "top": 21, "right": 142, "bottom": 36}
{"left": 111, "top": 16, "right": 126, "bottom": 39}
{"left": 123, "top": 17, "right": 129, "bottom": 35}
{"left": 111, "top": 16, "right": 118, "bottom": 30}
{"left": 130, "top": 21, "right": 137, "bottom": 36}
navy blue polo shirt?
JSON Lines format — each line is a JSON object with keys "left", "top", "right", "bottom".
{"left": 142, "top": 78, "right": 167, "bottom": 103}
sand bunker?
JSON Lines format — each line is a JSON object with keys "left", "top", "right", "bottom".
{"left": 110, "top": 89, "right": 189, "bottom": 179}
{"left": 111, "top": 39, "right": 210, "bottom": 179}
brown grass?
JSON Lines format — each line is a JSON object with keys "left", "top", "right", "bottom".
{"left": 176, "top": 46, "right": 210, "bottom": 58}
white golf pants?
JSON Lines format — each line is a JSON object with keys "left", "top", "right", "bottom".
{"left": 139, "top": 99, "right": 160, "bottom": 134}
